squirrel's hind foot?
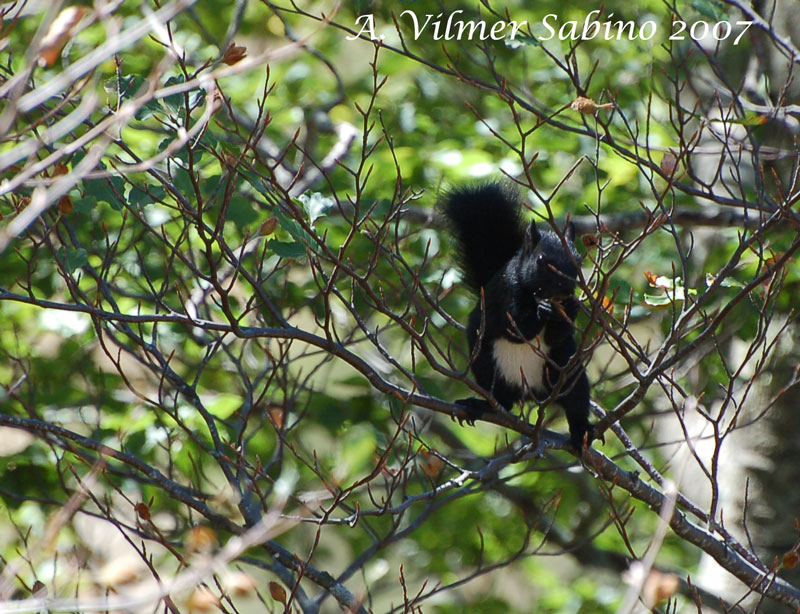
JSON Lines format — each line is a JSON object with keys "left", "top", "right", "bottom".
{"left": 570, "top": 423, "right": 605, "bottom": 451}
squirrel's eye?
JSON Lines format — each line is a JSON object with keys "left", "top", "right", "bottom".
{"left": 537, "top": 254, "right": 545, "bottom": 264}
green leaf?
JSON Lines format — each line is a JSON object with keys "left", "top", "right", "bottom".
{"left": 128, "top": 185, "right": 166, "bottom": 208}
{"left": 173, "top": 169, "right": 195, "bottom": 198}
{"left": 163, "top": 75, "right": 186, "bottom": 113}
{"left": 643, "top": 293, "right": 674, "bottom": 307}
{"left": 104, "top": 74, "right": 140, "bottom": 100}
{"left": 692, "top": 0, "right": 727, "bottom": 21}
{"left": 136, "top": 99, "right": 164, "bottom": 121}
{"left": 353, "top": 0, "right": 371, "bottom": 14}
{"left": 198, "top": 132, "right": 218, "bottom": 152}
{"left": 199, "top": 175, "right": 222, "bottom": 203}
{"left": 643, "top": 285, "right": 696, "bottom": 306}
{"left": 268, "top": 239, "right": 306, "bottom": 259}
{"left": 506, "top": 33, "right": 540, "bottom": 48}
{"left": 72, "top": 197, "right": 96, "bottom": 214}
{"left": 83, "top": 176, "right": 126, "bottom": 211}
{"left": 239, "top": 168, "right": 272, "bottom": 198}
{"left": 296, "top": 191, "right": 334, "bottom": 226}
{"left": 158, "top": 138, "right": 189, "bottom": 164}
{"left": 108, "top": 75, "right": 160, "bottom": 121}
{"left": 706, "top": 273, "right": 745, "bottom": 288}
{"left": 227, "top": 195, "right": 260, "bottom": 231}
{"left": 57, "top": 247, "right": 88, "bottom": 274}
{"left": 190, "top": 89, "right": 206, "bottom": 110}
{"left": 275, "top": 211, "right": 314, "bottom": 246}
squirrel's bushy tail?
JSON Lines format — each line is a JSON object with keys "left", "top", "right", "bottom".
{"left": 439, "top": 182, "right": 526, "bottom": 292}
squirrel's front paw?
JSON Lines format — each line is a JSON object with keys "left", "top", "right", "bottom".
{"left": 452, "top": 397, "right": 492, "bottom": 425}
{"left": 536, "top": 300, "right": 556, "bottom": 320}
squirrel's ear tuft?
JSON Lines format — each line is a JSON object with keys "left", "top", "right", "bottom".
{"left": 522, "top": 220, "right": 541, "bottom": 254}
{"left": 565, "top": 221, "right": 576, "bottom": 242}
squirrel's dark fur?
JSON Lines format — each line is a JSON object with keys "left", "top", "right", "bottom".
{"left": 441, "top": 182, "right": 599, "bottom": 449}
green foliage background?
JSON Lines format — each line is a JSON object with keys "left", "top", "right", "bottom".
{"left": 2, "top": 0, "right": 798, "bottom": 612}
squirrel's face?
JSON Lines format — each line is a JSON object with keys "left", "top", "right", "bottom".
{"left": 534, "top": 251, "right": 578, "bottom": 300}
{"left": 519, "top": 222, "right": 581, "bottom": 300}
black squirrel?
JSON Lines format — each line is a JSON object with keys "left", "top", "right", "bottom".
{"left": 441, "top": 182, "right": 599, "bottom": 449}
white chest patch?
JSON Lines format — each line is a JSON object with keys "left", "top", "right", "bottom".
{"left": 492, "top": 336, "right": 549, "bottom": 391}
